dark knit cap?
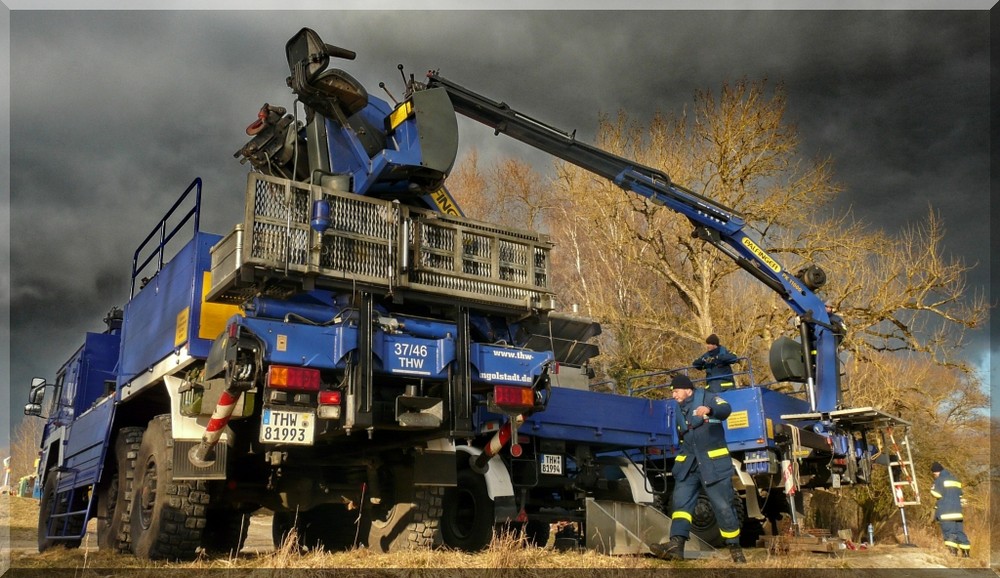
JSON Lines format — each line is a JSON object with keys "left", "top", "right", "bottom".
{"left": 670, "top": 374, "right": 695, "bottom": 390}
{"left": 930, "top": 462, "right": 943, "bottom": 473}
{"left": 706, "top": 334, "right": 720, "bottom": 346}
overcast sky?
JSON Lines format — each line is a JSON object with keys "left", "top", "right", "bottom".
{"left": 1, "top": 7, "right": 993, "bottom": 445}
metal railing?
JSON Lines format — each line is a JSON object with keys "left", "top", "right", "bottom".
{"left": 130, "top": 178, "right": 203, "bottom": 297}
{"left": 615, "top": 356, "right": 756, "bottom": 397}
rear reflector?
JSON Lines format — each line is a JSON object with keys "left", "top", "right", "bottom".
{"left": 267, "top": 365, "right": 321, "bottom": 391}
{"left": 493, "top": 385, "right": 534, "bottom": 411}
{"left": 319, "top": 390, "right": 342, "bottom": 405}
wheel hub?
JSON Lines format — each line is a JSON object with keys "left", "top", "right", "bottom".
{"left": 139, "top": 458, "right": 158, "bottom": 530}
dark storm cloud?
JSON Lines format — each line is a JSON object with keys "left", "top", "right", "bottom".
{"left": 5, "top": 10, "right": 991, "bottom": 443}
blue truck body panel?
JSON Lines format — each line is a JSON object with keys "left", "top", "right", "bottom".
{"left": 43, "top": 331, "right": 120, "bottom": 494}
{"left": 117, "top": 232, "right": 222, "bottom": 386}
{"left": 58, "top": 397, "right": 115, "bottom": 493}
{"left": 499, "top": 385, "right": 810, "bottom": 460}
{"left": 517, "top": 387, "right": 675, "bottom": 451}
{"left": 238, "top": 315, "right": 554, "bottom": 384}
{"left": 718, "top": 386, "right": 811, "bottom": 451}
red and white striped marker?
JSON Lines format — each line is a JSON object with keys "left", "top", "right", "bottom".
{"left": 189, "top": 387, "right": 243, "bottom": 468}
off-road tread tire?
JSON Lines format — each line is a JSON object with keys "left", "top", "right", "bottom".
{"left": 369, "top": 486, "right": 444, "bottom": 552}
{"left": 101, "top": 426, "right": 143, "bottom": 553}
{"left": 130, "top": 414, "right": 209, "bottom": 561}
{"left": 403, "top": 486, "right": 443, "bottom": 549}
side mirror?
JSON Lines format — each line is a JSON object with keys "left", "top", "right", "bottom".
{"left": 27, "top": 377, "right": 47, "bottom": 407}
{"left": 24, "top": 403, "right": 41, "bottom": 417}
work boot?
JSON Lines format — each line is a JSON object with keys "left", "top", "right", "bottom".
{"left": 962, "top": 548, "right": 970, "bottom": 558}
{"left": 948, "top": 547, "right": 958, "bottom": 556}
{"left": 650, "top": 535, "right": 685, "bottom": 561}
{"left": 730, "top": 544, "right": 747, "bottom": 564}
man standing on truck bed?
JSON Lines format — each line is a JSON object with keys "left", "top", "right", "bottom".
{"left": 692, "top": 334, "right": 739, "bottom": 392}
{"left": 650, "top": 374, "right": 746, "bottom": 563}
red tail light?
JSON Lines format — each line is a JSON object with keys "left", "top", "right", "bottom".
{"left": 493, "top": 385, "right": 535, "bottom": 412}
{"left": 267, "top": 365, "right": 321, "bottom": 391}
{"left": 319, "top": 390, "right": 341, "bottom": 405}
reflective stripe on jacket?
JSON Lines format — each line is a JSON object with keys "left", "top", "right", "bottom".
{"left": 671, "top": 387, "right": 733, "bottom": 484}
{"left": 932, "top": 469, "right": 964, "bottom": 522}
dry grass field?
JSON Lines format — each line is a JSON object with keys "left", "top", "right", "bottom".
{"left": 2, "top": 494, "right": 992, "bottom": 575}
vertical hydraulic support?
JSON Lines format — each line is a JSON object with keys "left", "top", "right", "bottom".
{"left": 451, "top": 306, "right": 474, "bottom": 437}
{"left": 799, "top": 321, "right": 818, "bottom": 413}
{"left": 347, "top": 291, "right": 375, "bottom": 433}
{"left": 306, "top": 111, "right": 331, "bottom": 183}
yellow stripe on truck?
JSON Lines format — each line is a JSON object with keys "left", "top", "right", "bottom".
{"left": 389, "top": 100, "right": 414, "bottom": 130}
{"left": 199, "top": 271, "right": 243, "bottom": 340}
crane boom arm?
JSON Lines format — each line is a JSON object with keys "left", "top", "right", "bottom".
{"left": 425, "top": 72, "right": 841, "bottom": 414}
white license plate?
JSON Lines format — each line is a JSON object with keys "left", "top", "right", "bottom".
{"left": 260, "top": 408, "right": 315, "bottom": 445}
{"left": 540, "top": 454, "right": 563, "bottom": 475}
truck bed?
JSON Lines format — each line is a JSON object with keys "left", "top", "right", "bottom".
{"left": 519, "top": 387, "right": 675, "bottom": 451}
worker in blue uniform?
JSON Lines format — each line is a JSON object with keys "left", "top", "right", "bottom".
{"left": 692, "top": 334, "right": 739, "bottom": 392}
{"left": 650, "top": 374, "right": 746, "bottom": 563}
{"left": 930, "top": 462, "right": 970, "bottom": 557}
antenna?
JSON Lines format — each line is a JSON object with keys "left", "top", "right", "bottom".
{"left": 379, "top": 82, "right": 399, "bottom": 106}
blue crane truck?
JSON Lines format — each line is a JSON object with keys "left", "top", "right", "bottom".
{"left": 419, "top": 68, "right": 921, "bottom": 549}
{"left": 25, "top": 27, "right": 917, "bottom": 560}
{"left": 23, "top": 27, "right": 678, "bottom": 560}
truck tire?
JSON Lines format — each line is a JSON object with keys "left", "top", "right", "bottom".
{"left": 37, "top": 469, "right": 83, "bottom": 551}
{"left": 655, "top": 488, "right": 746, "bottom": 548}
{"left": 690, "top": 492, "right": 749, "bottom": 548}
{"left": 368, "top": 486, "right": 444, "bottom": 552}
{"left": 129, "top": 415, "right": 209, "bottom": 560}
{"left": 97, "top": 426, "right": 143, "bottom": 552}
{"left": 689, "top": 492, "right": 723, "bottom": 547}
{"left": 441, "top": 469, "right": 494, "bottom": 551}
{"left": 202, "top": 509, "right": 252, "bottom": 555}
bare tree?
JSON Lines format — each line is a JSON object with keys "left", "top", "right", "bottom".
{"left": 832, "top": 209, "right": 989, "bottom": 373}
{"left": 544, "top": 78, "right": 843, "bottom": 378}
{"left": 447, "top": 147, "right": 558, "bottom": 232}
{"left": 447, "top": 148, "right": 490, "bottom": 221}
{"left": 8, "top": 417, "right": 44, "bottom": 485}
